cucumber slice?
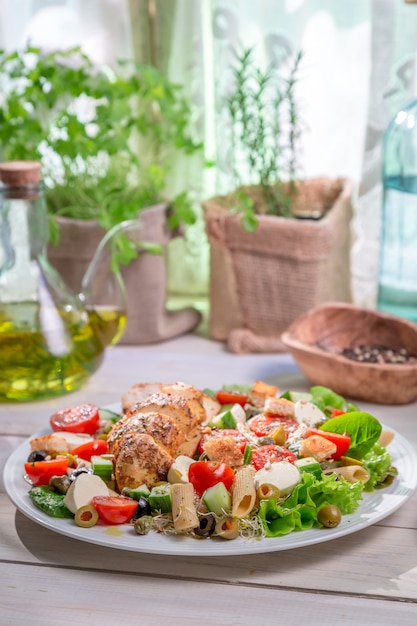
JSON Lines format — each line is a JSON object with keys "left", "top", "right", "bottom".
{"left": 122, "top": 484, "right": 151, "bottom": 500}
{"left": 287, "top": 391, "right": 312, "bottom": 402}
{"left": 208, "top": 410, "right": 237, "bottom": 429}
{"left": 148, "top": 484, "right": 172, "bottom": 513}
{"left": 98, "top": 407, "right": 122, "bottom": 423}
{"left": 91, "top": 455, "right": 113, "bottom": 481}
{"left": 203, "top": 482, "right": 231, "bottom": 516}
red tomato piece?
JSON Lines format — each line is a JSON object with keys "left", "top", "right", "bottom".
{"left": 71, "top": 439, "right": 109, "bottom": 461}
{"left": 90, "top": 495, "right": 138, "bottom": 525}
{"left": 305, "top": 428, "right": 351, "bottom": 460}
{"left": 188, "top": 461, "right": 235, "bottom": 496}
{"left": 216, "top": 390, "right": 248, "bottom": 406}
{"left": 199, "top": 429, "right": 248, "bottom": 454}
{"left": 49, "top": 404, "right": 100, "bottom": 435}
{"left": 331, "top": 409, "right": 347, "bottom": 418}
{"left": 248, "top": 414, "right": 298, "bottom": 438}
{"left": 24, "top": 458, "right": 69, "bottom": 486}
{"left": 251, "top": 445, "right": 297, "bottom": 471}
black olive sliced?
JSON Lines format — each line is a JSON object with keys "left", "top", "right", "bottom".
{"left": 69, "top": 467, "right": 94, "bottom": 482}
{"left": 27, "top": 450, "right": 48, "bottom": 463}
{"left": 132, "top": 496, "right": 152, "bottom": 520}
{"left": 194, "top": 513, "right": 216, "bottom": 537}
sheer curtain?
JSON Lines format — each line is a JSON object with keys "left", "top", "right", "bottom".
{"left": 1, "top": 0, "right": 416, "bottom": 308}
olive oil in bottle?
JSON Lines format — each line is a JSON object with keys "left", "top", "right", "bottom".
{"left": 0, "top": 161, "right": 130, "bottom": 402}
{"left": 0, "top": 302, "right": 126, "bottom": 401}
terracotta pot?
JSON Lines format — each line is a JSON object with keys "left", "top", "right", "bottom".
{"left": 47, "top": 204, "right": 201, "bottom": 345}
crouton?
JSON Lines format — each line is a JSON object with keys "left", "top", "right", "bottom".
{"left": 299, "top": 434, "right": 337, "bottom": 463}
{"left": 203, "top": 435, "right": 244, "bottom": 467}
{"left": 249, "top": 380, "right": 279, "bottom": 407}
{"left": 264, "top": 396, "right": 295, "bottom": 418}
{"left": 29, "top": 434, "right": 70, "bottom": 455}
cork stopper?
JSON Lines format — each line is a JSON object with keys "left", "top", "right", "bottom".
{"left": 0, "top": 161, "right": 42, "bottom": 186}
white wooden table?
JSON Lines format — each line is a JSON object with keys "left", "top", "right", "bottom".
{"left": 1, "top": 334, "right": 417, "bottom": 625}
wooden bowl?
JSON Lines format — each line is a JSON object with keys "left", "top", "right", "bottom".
{"left": 281, "top": 303, "right": 417, "bottom": 405}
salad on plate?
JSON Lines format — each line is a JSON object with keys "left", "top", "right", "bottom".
{"left": 23, "top": 380, "right": 398, "bottom": 542}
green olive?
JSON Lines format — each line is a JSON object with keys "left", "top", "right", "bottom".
{"left": 134, "top": 515, "right": 154, "bottom": 535}
{"left": 340, "top": 456, "right": 363, "bottom": 467}
{"left": 317, "top": 504, "right": 342, "bottom": 528}
{"left": 270, "top": 426, "right": 286, "bottom": 446}
{"left": 257, "top": 483, "right": 280, "bottom": 501}
{"left": 74, "top": 505, "right": 99, "bottom": 528}
{"left": 49, "top": 474, "right": 71, "bottom": 494}
{"left": 215, "top": 517, "right": 240, "bottom": 540}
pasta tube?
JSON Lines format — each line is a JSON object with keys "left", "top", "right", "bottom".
{"left": 232, "top": 465, "right": 256, "bottom": 518}
{"left": 171, "top": 483, "right": 199, "bottom": 532}
{"left": 378, "top": 429, "right": 395, "bottom": 448}
{"left": 324, "top": 465, "right": 370, "bottom": 484}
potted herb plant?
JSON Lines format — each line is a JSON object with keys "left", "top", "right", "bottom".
{"left": 0, "top": 44, "right": 204, "bottom": 343}
{"left": 204, "top": 47, "right": 353, "bottom": 353}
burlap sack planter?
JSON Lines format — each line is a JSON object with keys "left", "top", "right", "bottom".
{"left": 47, "top": 204, "right": 201, "bottom": 345}
{"left": 204, "top": 178, "right": 353, "bottom": 353}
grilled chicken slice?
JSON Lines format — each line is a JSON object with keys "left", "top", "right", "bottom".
{"left": 114, "top": 432, "right": 173, "bottom": 491}
{"left": 161, "top": 382, "right": 221, "bottom": 424}
{"left": 122, "top": 381, "right": 221, "bottom": 422}
{"left": 107, "top": 411, "right": 183, "bottom": 457}
{"left": 133, "top": 392, "right": 204, "bottom": 434}
{"left": 176, "top": 426, "right": 202, "bottom": 458}
{"left": 29, "top": 434, "right": 70, "bottom": 456}
{"left": 121, "top": 382, "right": 170, "bottom": 414}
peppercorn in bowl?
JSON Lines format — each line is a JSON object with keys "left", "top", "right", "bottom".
{"left": 281, "top": 303, "right": 417, "bottom": 405}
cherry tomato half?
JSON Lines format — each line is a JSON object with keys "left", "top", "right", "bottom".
{"left": 49, "top": 404, "right": 100, "bottom": 435}
{"left": 248, "top": 414, "right": 299, "bottom": 438}
{"left": 71, "top": 439, "right": 109, "bottom": 461}
{"left": 188, "top": 461, "right": 235, "bottom": 497}
{"left": 25, "top": 458, "right": 69, "bottom": 486}
{"left": 251, "top": 445, "right": 297, "bottom": 471}
{"left": 199, "top": 429, "right": 248, "bottom": 454}
{"left": 305, "top": 429, "right": 351, "bottom": 460}
{"left": 90, "top": 495, "right": 138, "bottom": 525}
{"left": 216, "top": 390, "right": 248, "bottom": 407}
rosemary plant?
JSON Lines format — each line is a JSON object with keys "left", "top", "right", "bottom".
{"left": 223, "top": 46, "right": 303, "bottom": 230}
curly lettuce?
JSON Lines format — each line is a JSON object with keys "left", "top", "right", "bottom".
{"left": 258, "top": 472, "right": 363, "bottom": 537}
{"left": 362, "top": 443, "right": 398, "bottom": 491}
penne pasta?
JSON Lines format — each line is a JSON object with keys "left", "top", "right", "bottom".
{"left": 378, "top": 429, "right": 395, "bottom": 448}
{"left": 324, "top": 465, "right": 370, "bottom": 484}
{"left": 171, "top": 483, "right": 199, "bottom": 532}
{"left": 232, "top": 465, "right": 256, "bottom": 518}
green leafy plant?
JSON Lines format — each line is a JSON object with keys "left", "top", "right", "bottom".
{"left": 221, "top": 45, "right": 304, "bottom": 230}
{"left": 0, "top": 44, "right": 203, "bottom": 263}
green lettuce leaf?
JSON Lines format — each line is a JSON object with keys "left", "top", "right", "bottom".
{"left": 309, "top": 385, "right": 346, "bottom": 411}
{"left": 362, "top": 442, "right": 398, "bottom": 491}
{"left": 319, "top": 411, "right": 382, "bottom": 459}
{"left": 258, "top": 472, "right": 363, "bottom": 537}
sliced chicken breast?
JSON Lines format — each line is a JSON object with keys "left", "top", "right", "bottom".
{"left": 133, "top": 392, "right": 203, "bottom": 434}
{"left": 107, "top": 411, "right": 183, "bottom": 457}
{"left": 162, "top": 382, "right": 221, "bottom": 424}
{"left": 114, "top": 432, "right": 173, "bottom": 491}
{"left": 121, "top": 382, "right": 170, "bottom": 413}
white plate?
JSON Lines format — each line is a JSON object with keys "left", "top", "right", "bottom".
{"left": 4, "top": 422, "right": 417, "bottom": 557}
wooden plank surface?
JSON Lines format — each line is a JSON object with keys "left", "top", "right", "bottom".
{"left": 1, "top": 493, "right": 416, "bottom": 601}
{"left": 2, "top": 561, "right": 417, "bottom": 626}
{"left": 1, "top": 338, "right": 417, "bottom": 624}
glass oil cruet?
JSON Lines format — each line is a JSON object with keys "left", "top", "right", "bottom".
{"left": 0, "top": 160, "right": 136, "bottom": 402}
